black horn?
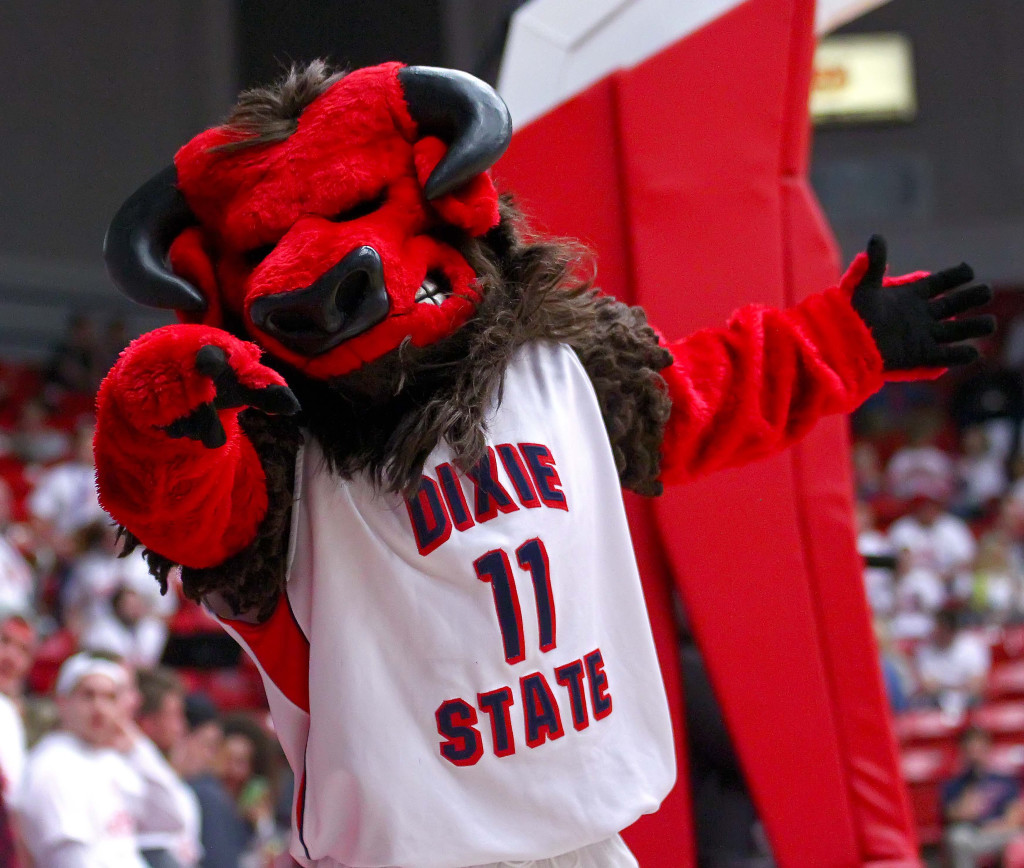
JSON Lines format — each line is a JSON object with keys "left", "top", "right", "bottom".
{"left": 397, "top": 66, "right": 513, "bottom": 200}
{"left": 103, "top": 164, "right": 207, "bottom": 312}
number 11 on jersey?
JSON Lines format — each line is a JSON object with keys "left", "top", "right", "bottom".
{"left": 474, "top": 537, "right": 556, "bottom": 664}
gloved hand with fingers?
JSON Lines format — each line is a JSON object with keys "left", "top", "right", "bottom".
{"left": 94, "top": 324, "right": 300, "bottom": 569}
{"left": 849, "top": 234, "right": 996, "bottom": 374}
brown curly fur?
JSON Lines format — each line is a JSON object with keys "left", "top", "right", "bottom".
{"left": 213, "top": 60, "right": 347, "bottom": 153}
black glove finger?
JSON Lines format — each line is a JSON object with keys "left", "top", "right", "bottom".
{"left": 915, "top": 262, "right": 975, "bottom": 299}
{"left": 195, "top": 345, "right": 231, "bottom": 379}
{"left": 862, "top": 235, "right": 888, "bottom": 287}
{"left": 195, "top": 345, "right": 249, "bottom": 409}
{"left": 196, "top": 344, "right": 299, "bottom": 415}
{"left": 238, "top": 383, "right": 301, "bottom": 416}
{"left": 931, "top": 343, "right": 981, "bottom": 368}
{"left": 931, "top": 315, "right": 996, "bottom": 345}
{"left": 164, "top": 402, "right": 227, "bottom": 449}
{"left": 928, "top": 283, "right": 993, "bottom": 319}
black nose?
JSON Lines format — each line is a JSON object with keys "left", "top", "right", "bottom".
{"left": 250, "top": 246, "right": 390, "bottom": 356}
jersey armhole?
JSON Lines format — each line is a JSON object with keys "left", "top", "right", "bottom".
{"left": 216, "top": 592, "right": 310, "bottom": 714}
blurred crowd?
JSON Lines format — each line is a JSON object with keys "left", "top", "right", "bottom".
{"left": 5, "top": 301, "right": 1023, "bottom": 867}
{"left": 0, "top": 314, "right": 293, "bottom": 867}
{"left": 854, "top": 299, "right": 1024, "bottom": 865}
{"left": 855, "top": 395, "right": 1024, "bottom": 715}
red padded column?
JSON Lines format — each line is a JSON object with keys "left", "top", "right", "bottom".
{"left": 496, "top": 0, "right": 918, "bottom": 864}
{"left": 498, "top": 72, "right": 697, "bottom": 868}
{"left": 613, "top": 2, "right": 858, "bottom": 863}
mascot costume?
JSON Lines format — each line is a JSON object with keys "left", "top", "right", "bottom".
{"left": 95, "top": 60, "right": 993, "bottom": 867}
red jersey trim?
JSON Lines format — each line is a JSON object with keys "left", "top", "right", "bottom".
{"left": 220, "top": 593, "right": 310, "bottom": 713}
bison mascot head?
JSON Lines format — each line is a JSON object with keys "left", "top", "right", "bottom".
{"left": 104, "top": 61, "right": 670, "bottom": 501}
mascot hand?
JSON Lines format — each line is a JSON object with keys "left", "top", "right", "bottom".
{"left": 849, "top": 234, "right": 995, "bottom": 372}
{"left": 164, "top": 343, "right": 300, "bottom": 448}
{"left": 96, "top": 324, "right": 296, "bottom": 569}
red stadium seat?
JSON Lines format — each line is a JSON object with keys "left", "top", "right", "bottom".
{"left": 894, "top": 708, "right": 967, "bottom": 747}
{"left": 901, "top": 746, "right": 956, "bottom": 783}
{"left": 26, "top": 628, "right": 76, "bottom": 695}
{"left": 971, "top": 702, "right": 1024, "bottom": 743}
{"left": 167, "top": 595, "right": 221, "bottom": 636}
{"left": 906, "top": 783, "right": 944, "bottom": 847}
{"left": 987, "top": 661, "right": 1024, "bottom": 700}
{"left": 996, "top": 626, "right": 1024, "bottom": 664}
{"left": 901, "top": 746, "right": 955, "bottom": 847}
{"left": 986, "top": 743, "right": 1024, "bottom": 776}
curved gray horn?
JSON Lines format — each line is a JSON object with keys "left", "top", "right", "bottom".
{"left": 397, "top": 66, "right": 513, "bottom": 200}
{"left": 103, "top": 165, "right": 207, "bottom": 312}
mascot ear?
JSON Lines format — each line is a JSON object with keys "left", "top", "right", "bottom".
{"left": 414, "top": 137, "right": 500, "bottom": 236}
{"left": 167, "top": 228, "right": 223, "bottom": 326}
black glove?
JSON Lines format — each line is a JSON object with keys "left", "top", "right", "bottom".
{"left": 850, "top": 235, "right": 995, "bottom": 371}
{"left": 164, "top": 345, "right": 300, "bottom": 448}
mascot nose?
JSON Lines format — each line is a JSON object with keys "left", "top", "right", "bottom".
{"left": 250, "top": 246, "right": 390, "bottom": 356}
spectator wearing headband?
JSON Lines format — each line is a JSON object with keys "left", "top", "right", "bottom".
{"left": 17, "top": 652, "right": 189, "bottom": 867}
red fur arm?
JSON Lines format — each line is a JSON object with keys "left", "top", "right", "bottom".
{"left": 657, "top": 279, "right": 885, "bottom": 486}
{"left": 94, "top": 325, "right": 287, "bottom": 569}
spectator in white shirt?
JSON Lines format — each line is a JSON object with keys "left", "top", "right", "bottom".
{"left": 953, "top": 425, "right": 1009, "bottom": 520}
{"left": 7, "top": 398, "right": 72, "bottom": 466}
{"left": 26, "top": 423, "right": 105, "bottom": 561}
{"left": 885, "top": 427, "right": 954, "bottom": 503}
{"left": 80, "top": 585, "right": 169, "bottom": 670}
{"left": 0, "top": 480, "right": 35, "bottom": 615}
{"left": 892, "top": 542, "right": 947, "bottom": 614}
{"left": 17, "top": 652, "right": 189, "bottom": 868}
{"left": 64, "top": 521, "right": 175, "bottom": 651}
{"left": 888, "top": 496, "right": 978, "bottom": 601}
{"left": 856, "top": 500, "right": 897, "bottom": 616}
{"left": 0, "top": 686, "right": 25, "bottom": 811}
{"left": 915, "top": 609, "right": 991, "bottom": 714}
{"left": 888, "top": 589, "right": 937, "bottom": 643}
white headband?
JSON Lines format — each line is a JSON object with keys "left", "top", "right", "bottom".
{"left": 55, "top": 653, "right": 129, "bottom": 697}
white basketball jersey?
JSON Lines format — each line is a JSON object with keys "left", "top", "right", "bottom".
{"left": 220, "top": 341, "right": 675, "bottom": 868}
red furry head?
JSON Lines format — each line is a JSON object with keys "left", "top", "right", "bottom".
{"left": 104, "top": 62, "right": 511, "bottom": 379}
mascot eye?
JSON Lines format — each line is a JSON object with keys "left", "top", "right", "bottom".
{"left": 330, "top": 191, "right": 387, "bottom": 223}
{"left": 242, "top": 243, "right": 276, "bottom": 268}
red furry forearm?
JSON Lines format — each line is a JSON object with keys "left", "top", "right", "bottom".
{"left": 95, "top": 402, "right": 267, "bottom": 568}
{"left": 657, "top": 286, "right": 885, "bottom": 485}
{"left": 94, "top": 325, "right": 276, "bottom": 569}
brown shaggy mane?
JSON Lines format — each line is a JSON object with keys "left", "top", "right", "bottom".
{"left": 214, "top": 59, "right": 347, "bottom": 153}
